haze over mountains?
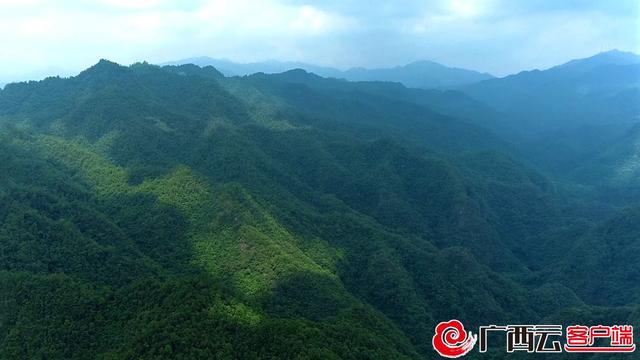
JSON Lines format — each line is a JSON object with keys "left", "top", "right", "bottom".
{"left": 163, "top": 49, "right": 640, "bottom": 95}
{"left": 1, "top": 49, "right": 639, "bottom": 359}
{"left": 162, "top": 57, "right": 495, "bottom": 88}
{"left": 171, "top": 49, "right": 639, "bottom": 192}
{"left": 461, "top": 50, "right": 640, "bottom": 199}
{"left": 463, "top": 49, "right": 640, "bottom": 134}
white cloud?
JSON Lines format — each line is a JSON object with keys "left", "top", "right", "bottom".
{"left": 0, "top": 0, "right": 44, "bottom": 6}
{"left": 0, "top": 0, "right": 637, "bottom": 81}
{"left": 448, "top": 0, "right": 486, "bottom": 18}
{"left": 0, "top": 0, "right": 355, "bottom": 79}
{"left": 405, "top": 0, "right": 494, "bottom": 34}
{"left": 291, "top": 5, "right": 349, "bottom": 34}
{"left": 97, "top": 0, "right": 164, "bottom": 9}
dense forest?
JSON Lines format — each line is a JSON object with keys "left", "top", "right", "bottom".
{"left": 0, "top": 55, "right": 638, "bottom": 359}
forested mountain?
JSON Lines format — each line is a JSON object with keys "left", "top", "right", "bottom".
{"left": 0, "top": 59, "right": 638, "bottom": 359}
{"left": 338, "top": 61, "right": 494, "bottom": 89}
{"left": 161, "top": 57, "right": 345, "bottom": 79}
{"left": 162, "top": 57, "right": 494, "bottom": 88}
{"left": 462, "top": 50, "right": 640, "bottom": 135}
{"left": 459, "top": 50, "right": 640, "bottom": 208}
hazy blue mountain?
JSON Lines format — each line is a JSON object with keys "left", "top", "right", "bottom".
{"left": 341, "top": 60, "right": 494, "bottom": 88}
{"left": 573, "top": 123, "right": 640, "bottom": 187}
{"left": 456, "top": 50, "right": 640, "bottom": 208}
{"left": 461, "top": 50, "right": 640, "bottom": 135}
{"left": 0, "top": 66, "right": 76, "bottom": 89}
{"left": 554, "top": 48, "right": 640, "bottom": 73}
{"left": 344, "top": 79, "right": 511, "bottom": 135}
{"left": 162, "top": 57, "right": 494, "bottom": 88}
{"left": 161, "top": 57, "right": 344, "bottom": 78}
{"left": 542, "top": 123, "right": 640, "bottom": 207}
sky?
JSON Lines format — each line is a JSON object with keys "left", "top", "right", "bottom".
{"left": 0, "top": 0, "right": 638, "bottom": 82}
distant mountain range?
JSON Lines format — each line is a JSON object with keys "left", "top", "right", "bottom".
{"left": 458, "top": 50, "right": 640, "bottom": 202}
{"left": 138, "top": 50, "right": 640, "bottom": 201}
{"left": 161, "top": 57, "right": 494, "bottom": 88}
{"left": 461, "top": 50, "right": 640, "bottom": 135}
{"left": 0, "top": 67, "right": 75, "bottom": 90}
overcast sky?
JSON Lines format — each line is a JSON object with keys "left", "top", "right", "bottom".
{"left": 0, "top": 0, "right": 638, "bottom": 82}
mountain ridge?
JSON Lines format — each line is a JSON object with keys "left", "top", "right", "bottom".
{"left": 161, "top": 57, "right": 494, "bottom": 88}
{"left": 461, "top": 49, "right": 640, "bottom": 136}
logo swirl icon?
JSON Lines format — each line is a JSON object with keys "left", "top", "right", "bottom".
{"left": 432, "top": 320, "right": 477, "bottom": 358}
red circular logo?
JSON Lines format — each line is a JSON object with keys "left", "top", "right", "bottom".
{"left": 432, "top": 320, "right": 477, "bottom": 358}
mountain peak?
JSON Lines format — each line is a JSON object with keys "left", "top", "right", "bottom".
{"left": 283, "top": 68, "right": 310, "bottom": 75}
{"left": 93, "top": 59, "right": 124, "bottom": 70}
{"left": 277, "top": 68, "right": 320, "bottom": 80}
{"left": 78, "top": 59, "right": 127, "bottom": 79}
{"left": 598, "top": 48, "right": 638, "bottom": 56}
{"left": 555, "top": 49, "right": 640, "bottom": 72}
{"left": 403, "top": 60, "right": 442, "bottom": 68}
{"left": 588, "top": 49, "right": 640, "bottom": 63}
